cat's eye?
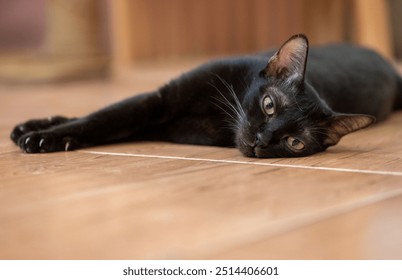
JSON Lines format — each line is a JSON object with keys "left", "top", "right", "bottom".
{"left": 286, "top": 136, "right": 305, "bottom": 151}
{"left": 262, "top": 96, "right": 275, "bottom": 116}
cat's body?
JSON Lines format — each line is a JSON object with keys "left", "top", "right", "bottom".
{"left": 11, "top": 35, "right": 402, "bottom": 157}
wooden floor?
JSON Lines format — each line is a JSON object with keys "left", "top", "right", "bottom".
{"left": 1, "top": 59, "right": 402, "bottom": 260}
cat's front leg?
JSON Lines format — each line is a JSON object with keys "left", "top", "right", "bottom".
{"left": 12, "top": 91, "right": 170, "bottom": 153}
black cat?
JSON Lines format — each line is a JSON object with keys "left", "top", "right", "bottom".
{"left": 10, "top": 34, "right": 402, "bottom": 157}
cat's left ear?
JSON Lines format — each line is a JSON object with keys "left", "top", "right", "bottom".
{"left": 264, "top": 34, "right": 309, "bottom": 84}
{"left": 324, "top": 114, "right": 376, "bottom": 146}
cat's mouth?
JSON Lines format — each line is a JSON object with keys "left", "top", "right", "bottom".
{"left": 241, "top": 145, "right": 279, "bottom": 158}
{"left": 245, "top": 146, "right": 257, "bottom": 157}
{"left": 242, "top": 145, "right": 273, "bottom": 158}
{"left": 238, "top": 138, "right": 278, "bottom": 158}
{"left": 237, "top": 132, "right": 259, "bottom": 157}
{"left": 237, "top": 140, "right": 258, "bottom": 157}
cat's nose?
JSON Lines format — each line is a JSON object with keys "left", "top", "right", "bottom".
{"left": 254, "top": 134, "right": 261, "bottom": 146}
{"left": 255, "top": 132, "right": 270, "bottom": 147}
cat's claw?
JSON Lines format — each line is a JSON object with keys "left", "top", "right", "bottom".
{"left": 17, "top": 132, "right": 78, "bottom": 153}
{"left": 18, "top": 132, "right": 46, "bottom": 153}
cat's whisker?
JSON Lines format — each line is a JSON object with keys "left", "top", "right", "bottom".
{"left": 210, "top": 90, "right": 240, "bottom": 118}
{"left": 211, "top": 96, "right": 244, "bottom": 133}
{"left": 213, "top": 74, "right": 247, "bottom": 123}
{"left": 217, "top": 75, "right": 246, "bottom": 116}
{"left": 209, "top": 80, "right": 245, "bottom": 130}
{"left": 220, "top": 95, "right": 243, "bottom": 121}
{"left": 211, "top": 98, "right": 240, "bottom": 127}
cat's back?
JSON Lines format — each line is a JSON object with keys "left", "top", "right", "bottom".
{"left": 305, "top": 44, "right": 400, "bottom": 120}
{"left": 307, "top": 43, "right": 394, "bottom": 76}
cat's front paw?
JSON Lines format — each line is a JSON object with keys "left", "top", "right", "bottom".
{"left": 17, "top": 131, "right": 79, "bottom": 153}
{"left": 10, "top": 116, "right": 70, "bottom": 145}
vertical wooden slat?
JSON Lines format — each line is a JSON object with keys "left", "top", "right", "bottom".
{"left": 190, "top": 0, "right": 209, "bottom": 55}
{"left": 178, "top": 0, "right": 193, "bottom": 56}
{"left": 253, "top": 0, "right": 271, "bottom": 51}
{"left": 389, "top": 0, "right": 402, "bottom": 59}
{"left": 109, "top": 0, "right": 133, "bottom": 73}
{"left": 301, "top": 0, "right": 345, "bottom": 45}
{"left": 129, "top": 0, "right": 154, "bottom": 61}
{"left": 152, "top": 0, "right": 162, "bottom": 58}
{"left": 277, "top": 0, "right": 292, "bottom": 43}
{"left": 232, "top": 0, "right": 251, "bottom": 53}
{"left": 352, "top": 0, "right": 393, "bottom": 59}
{"left": 212, "top": 0, "right": 231, "bottom": 54}
{"left": 168, "top": 0, "right": 181, "bottom": 56}
{"left": 288, "top": 0, "right": 305, "bottom": 37}
{"left": 153, "top": 0, "right": 168, "bottom": 58}
{"left": 266, "top": 0, "right": 286, "bottom": 47}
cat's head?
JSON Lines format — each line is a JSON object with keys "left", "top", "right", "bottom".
{"left": 237, "top": 34, "right": 375, "bottom": 158}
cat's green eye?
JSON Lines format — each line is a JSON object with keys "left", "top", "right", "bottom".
{"left": 262, "top": 96, "right": 275, "bottom": 116}
{"left": 286, "top": 136, "right": 305, "bottom": 151}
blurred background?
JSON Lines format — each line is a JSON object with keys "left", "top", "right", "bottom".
{"left": 0, "top": 0, "right": 401, "bottom": 83}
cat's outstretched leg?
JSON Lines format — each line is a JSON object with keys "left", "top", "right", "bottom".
{"left": 11, "top": 91, "right": 167, "bottom": 153}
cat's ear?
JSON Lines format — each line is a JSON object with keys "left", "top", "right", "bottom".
{"left": 324, "top": 114, "right": 376, "bottom": 146}
{"left": 264, "top": 34, "right": 309, "bottom": 84}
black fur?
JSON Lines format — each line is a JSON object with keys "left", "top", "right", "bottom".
{"left": 11, "top": 34, "right": 402, "bottom": 157}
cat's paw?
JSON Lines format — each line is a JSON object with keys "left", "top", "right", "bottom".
{"left": 10, "top": 116, "right": 70, "bottom": 145}
{"left": 17, "top": 131, "right": 79, "bottom": 153}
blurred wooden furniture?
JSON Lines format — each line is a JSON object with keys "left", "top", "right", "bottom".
{"left": 353, "top": 0, "right": 393, "bottom": 59}
{"left": 0, "top": 0, "right": 108, "bottom": 83}
{"left": 110, "top": 0, "right": 394, "bottom": 76}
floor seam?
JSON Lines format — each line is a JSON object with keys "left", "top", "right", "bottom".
{"left": 80, "top": 150, "right": 402, "bottom": 177}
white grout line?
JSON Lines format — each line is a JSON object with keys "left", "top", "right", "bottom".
{"left": 80, "top": 150, "right": 402, "bottom": 177}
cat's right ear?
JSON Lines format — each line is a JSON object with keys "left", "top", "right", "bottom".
{"left": 324, "top": 114, "right": 376, "bottom": 146}
{"left": 264, "top": 34, "right": 309, "bottom": 84}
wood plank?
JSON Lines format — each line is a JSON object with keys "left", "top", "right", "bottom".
{"left": 212, "top": 193, "right": 402, "bottom": 259}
